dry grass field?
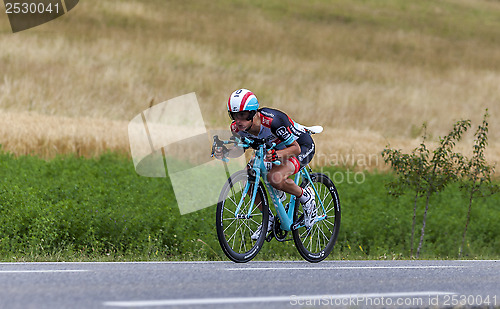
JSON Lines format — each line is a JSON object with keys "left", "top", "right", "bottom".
{"left": 1, "top": 0, "right": 500, "bottom": 171}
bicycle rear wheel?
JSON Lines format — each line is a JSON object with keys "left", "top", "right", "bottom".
{"left": 292, "top": 173, "right": 341, "bottom": 262}
{"left": 216, "top": 170, "right": 269, "bottom": 263}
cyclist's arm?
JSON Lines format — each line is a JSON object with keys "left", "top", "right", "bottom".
{"left": 218, "top": 122, "right": 246, "bottom": 159}
{"left": 213, "top": 133, "right": 245, "bottom": 160}
{"left": 268, "top": 113, "right": 301, "bottom": 161}
{"left": 225, "top": 145, "right": 245, "bottom": 158}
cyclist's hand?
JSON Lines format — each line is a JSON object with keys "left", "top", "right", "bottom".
{"left": 214, "top": 146, "right": 225, "bottom": 160}
{"left": 266, "top": 149, "right": 280, "bottom": 162}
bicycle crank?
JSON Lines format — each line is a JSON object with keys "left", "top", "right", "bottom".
{"left": 273, "top": 217, "right": 288, "bottom": 242}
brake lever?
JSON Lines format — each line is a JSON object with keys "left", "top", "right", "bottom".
{"left": 211, "top": 135, "right": 229, "bottom": 162}
{"left": 211, "top": 135, "right": 222, "bottom": 157}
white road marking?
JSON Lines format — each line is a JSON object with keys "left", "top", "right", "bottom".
{"left": 226, "top": 265, "right": 466, "bottom": 271}
{"left": 0, "top": 270, "right": 88, "bottom": 273}
{"left": 103, "top": 291, "right": 456, "bottom": 307}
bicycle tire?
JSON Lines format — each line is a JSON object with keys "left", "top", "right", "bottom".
{"left": 292, "top": 173, "right": 341, "bottom": 263}
{"left": 216, "top": 170, "right": 269, "bottom": 263}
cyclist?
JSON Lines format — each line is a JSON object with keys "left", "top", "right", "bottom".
{"left": 214, "top": 88, "right": 317, "bottom": 239}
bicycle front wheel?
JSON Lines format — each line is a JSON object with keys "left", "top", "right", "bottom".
{"left": 292, "top": 173, "right": 341, "bottom": 262}
{"left": 216, "top": 170, "right": 269, "bottom": 263}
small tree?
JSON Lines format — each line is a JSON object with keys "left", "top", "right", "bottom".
{"left": 382, "top": 124, "right": 429, "bottom": 257}
{"left": 415, "top": 119, "right": 470, "bottom": 258}
{"left": 383, "top": 120, "right": 470, "bottom": 258}
{"left": 458, "top": 109, "right": 499, "bottom": 257}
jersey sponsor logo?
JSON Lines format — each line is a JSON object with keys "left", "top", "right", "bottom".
{"left": 261, "top": 115, "right": 273, "bottom": 127}
{"left": 298, "top": 142, "right": 315, "bottom": 161}
{"left": 260, "top": 109, "right": 275, "bottom": 118}
{"left": 277, "top": 126, "right": 292, "bottom": 141}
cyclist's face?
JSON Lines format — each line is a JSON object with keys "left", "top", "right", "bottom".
{"left": 232, "top": 111, "right": 253, "bottom": 131}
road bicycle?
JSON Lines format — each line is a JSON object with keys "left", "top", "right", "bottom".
{"left": 211, "top": 128, "right": 341, "bottom": 263}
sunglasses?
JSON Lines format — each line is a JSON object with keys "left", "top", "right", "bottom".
{"left": 229, "top": 111, "right": 255, "bottom": 121}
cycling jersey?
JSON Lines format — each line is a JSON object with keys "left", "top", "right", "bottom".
{"left": 230, "top": 107, "right": 315, "bottom": 173}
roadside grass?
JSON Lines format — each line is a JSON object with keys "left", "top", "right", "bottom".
{"left": 0, "top": 152, "right": 498, "bottom": 262}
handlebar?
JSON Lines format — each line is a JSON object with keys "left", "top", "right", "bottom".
{"left": 211, "top": 135, "right": 281, "bottom": 165}
{"left": 210, "top": 135, "right": 229, "bottom": 162}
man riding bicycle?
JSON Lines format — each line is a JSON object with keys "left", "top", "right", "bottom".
{"left": 214, "top": 88, "right": 317, "bottom": 239}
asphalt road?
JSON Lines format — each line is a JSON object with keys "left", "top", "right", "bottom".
{"left": 0, "top": 260, "right": 498, "bottom": 309}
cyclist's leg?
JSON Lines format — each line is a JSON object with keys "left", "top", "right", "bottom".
{"left": 267, "top": 135, "right": 315, "bottom": 197}
{"left": 267, "top": 160, "right": 302, "bottom": 197}
{"left": 294, "top": 138, "right": 317, "bottom": 227}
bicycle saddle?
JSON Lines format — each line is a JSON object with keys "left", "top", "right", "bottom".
{"left": 297, "top": 124, "right": 324, "bottom": 134}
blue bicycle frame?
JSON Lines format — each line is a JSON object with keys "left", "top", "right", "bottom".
{"left": 230, "top": 136, "right": 327, "bottom": 232}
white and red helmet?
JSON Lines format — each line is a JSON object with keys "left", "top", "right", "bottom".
{"left": 227, "top": 89, "right": 259, "bottom": 120}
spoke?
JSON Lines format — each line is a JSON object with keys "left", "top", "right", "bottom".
{"left": 247, "top": 212, "right": 263, "bottom": 225}
{"left": 222, "top": 200, "right": 238, "bottom": 218}
{"left": 227, "top": 220, "right": 240, "bottom": 243}
{"left": 317, "top": 184, "right": 326, "bottom": 207}
{"left": 300, "top": 227, "right": 309, "bottom": 239}
{"left": 226, "top": 192, "right": 242, "bottom": 209}
{"left": 251, "top": 200, "right": 262, "bottom": 213}
{"left": 226, "top": 195, "right": 236, "bottom": 207}
{"left": 313, "top": 182, "right": 325, "bottom": 213}
{"left": 316, "top": 227, "right": 322, "bottom": 252}
{"left": 239, "top": 225, "right": 247, "bottom": 253}
{"left": 319, "top": 218, "right": 335, "bottom": 234}
{"left": 226, "top": 179, "right": 247, "bottom": 211}
{"left": 231, "top": 222, "right": 240, "bottom": 251}
{"left": 322, "top": 198, "right": 335, "bottom": 214}
{"left": 319, "top": 196, "right": 332, "bottom": 214}
{"left": 308, "top": 227, "right": 315, "bottom": 252}
{"left": 313, "top": 226, "right": 320, "bottom": 252}
{"left": 322, "top": 217, "right": 336, "bottom": 229}
{"left": 302, "top": 228, "right": 311, "bottom": 242}
{"left": 304, "top": 230, "right": 311, "bottom": 251}
{"left": 317, "top": 224, "right": 330, "bottom": 243}
{"left": 224, "top": 207, "right": 236, "bottom": 216}
{"left": 240, "top": 217, "right": 256, "bottom": 234}
{"left": 315, "top": 182, "right": 336, "bottom": 218}
{"left": 241, "top": 212, "right": 263, "bottom": 241}
{"left": 223, "top": 217, "right": 238, "bottom": 234}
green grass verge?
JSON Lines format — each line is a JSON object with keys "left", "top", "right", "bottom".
{"left": 0, "top": 151, "right": 498, "bottom": 261}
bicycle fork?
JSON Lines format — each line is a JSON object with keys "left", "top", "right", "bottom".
{"left": 234, "top": 168, "right": 261, "bottom": 219}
